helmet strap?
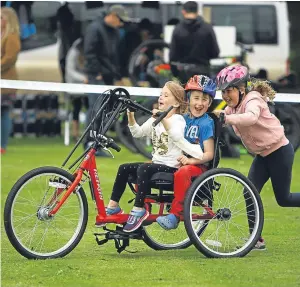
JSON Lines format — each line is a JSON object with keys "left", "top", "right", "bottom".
{"left": 234, "top": 90, "right": 244, "bottom": 108}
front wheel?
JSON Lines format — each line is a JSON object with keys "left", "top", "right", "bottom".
{"left": 4, "top": 166, "right": 88, "bottom": 259}
{"left": 184, "top": 168, "right": 264, "bottom": 258}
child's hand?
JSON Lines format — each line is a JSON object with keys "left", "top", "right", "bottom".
{"left": 152, "top": 109, "right": 160, "bottom": 118}
{"left": 177, "top": 155, "right": 193, "bottom": 165}
{"left": 213, "top": 110, "right": 225, "bottom": 118}
{"left": 127, "top": 109, "right": 136, "bottom": 126}
{"left": 127, "top": 109, "right": 134, "bottom": 115}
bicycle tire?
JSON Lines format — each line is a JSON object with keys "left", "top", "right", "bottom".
{"left": 128, "top": 39, "right": 170, "bottom": 87}
{"left": 4, "top": 166, "right": 88, "bottom": 259}
{"left": 141, "top": 200, "right": 210, "bottom": 250}
{"left": 184, "top": 168, "right": 264, "bottom": 258}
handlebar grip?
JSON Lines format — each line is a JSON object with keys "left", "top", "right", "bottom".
{"left": 219, "top": 112, "right": 225, "bottom": 124}
{"left": 127, "top": 101, "right": 138, "bottom": 112}
{"left": 106, "top": 138, "right": 121, "bottom": 152}
{"left": 152, "top": 106, "right": 174, "bottom": 127}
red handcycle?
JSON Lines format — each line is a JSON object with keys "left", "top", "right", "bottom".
{"left": 4, "top": 88, "right": 264, "bottom": 259}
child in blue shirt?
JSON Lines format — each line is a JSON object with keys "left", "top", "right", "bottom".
{"left": 156, "top": 75, "right": 216, "bottom": 229}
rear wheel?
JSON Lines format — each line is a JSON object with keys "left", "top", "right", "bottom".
{"left": 4, "top": 166, "right": 88, "bottom": 259}
{"left": 184, "top": 168, "right": 264, "bottom": 258}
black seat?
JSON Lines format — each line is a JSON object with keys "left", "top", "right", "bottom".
{"left": 128, "top": 172, "right": 174, "bottom": 191}
{"left": 128, "top": 173, "right": 174, "bottom": 203}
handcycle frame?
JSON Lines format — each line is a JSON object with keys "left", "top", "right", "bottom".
{"left": 49, "top": 87, "right": 219, "bottom": 251}
{"left": 49, "top": 88, "right": 219, "bottom": 230}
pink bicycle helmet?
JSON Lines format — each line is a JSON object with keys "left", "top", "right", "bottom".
{"left": 216, "top": 65, "right": 250, "bottom": 90}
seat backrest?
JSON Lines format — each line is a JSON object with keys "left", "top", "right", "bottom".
{"left": 207, "top": 112, "right": 222, "bottom": 169}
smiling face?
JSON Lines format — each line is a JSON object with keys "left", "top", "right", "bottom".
{"left": 158, "top": 85, "right": 179, "bottom": 112}
{"left": 189, "top": 90, "right": 212, "bottom": 117}
{"left": 221, "top": 85, "right": 246, "bottom": 108}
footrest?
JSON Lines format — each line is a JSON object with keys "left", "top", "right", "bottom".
{"left": 94, "top": 226, "right": 140, "bottom": 254}
{"left": 95, "top": 237, "right": 109, "bottom": 246}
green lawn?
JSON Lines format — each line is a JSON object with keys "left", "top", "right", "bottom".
{"left": 1, "top": 137, "right": 300, "bottom": 287}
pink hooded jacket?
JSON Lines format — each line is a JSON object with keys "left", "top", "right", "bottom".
{"left": 224, "top": 91, "right": 289, "bottom": 157}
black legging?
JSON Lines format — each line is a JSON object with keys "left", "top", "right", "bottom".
{"left": 72, "top": 96, "right": 89, "bottom": 121}
{"left": 246, "top": 142, "right": 300, "bottom": 232}
{"left": 110, "top": 162, "right": 177, "bottom": 208}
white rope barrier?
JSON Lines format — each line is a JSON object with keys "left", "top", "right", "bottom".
{"left": 1, "top": 79, "right": 300, "bottom": 103}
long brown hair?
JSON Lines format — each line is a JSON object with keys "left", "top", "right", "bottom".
{"left": 164, "top": 80, "right": 188, "bottom": 114}
{"left": 1, "top": 7, "right": 20, "bottom": 40}
{"left": 247, "top": 78, "right": 276, "bottom": 103}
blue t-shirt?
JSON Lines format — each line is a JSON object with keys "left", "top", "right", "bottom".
{"left": 183, "top": 113, "right": 215, "bottom": 151}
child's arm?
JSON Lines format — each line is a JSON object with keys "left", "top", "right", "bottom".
{"left": 178, "top": 138, "right": 214, "bottom": 165}
{"left": 225, "top": 99, "right": 262, "bottom": 126}
{"left": 213, "top": 98, "right": 263, "bottom": 127}
{"left": 177, "top": 118, "right": 215, "bottom": 165}
{"left": 128, "top": 111, "right": 154, "bottom": 138}
{"left": 163, "top": 115, "right": 204, "bottom": 160}
{"left": 127, "top": 110, "right": 136, "bottom": 126}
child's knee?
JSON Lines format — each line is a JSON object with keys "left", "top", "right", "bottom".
{"left": 175, "top": 165, "right": 193, "bottom": 178}
{"left": 136, "top": 163, "right": 149, "bottom": 175}
{"left": 118, "top": 163, "right": 131, "bottom": 173}
{"left": 276, "top": 197, "right": 289, "bottom": 207}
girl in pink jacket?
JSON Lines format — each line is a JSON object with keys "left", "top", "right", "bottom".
{"left": 213, "top": 65, "right": 300, "bottom": 250}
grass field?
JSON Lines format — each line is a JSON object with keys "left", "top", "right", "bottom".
{"left": 1, "top": 137, "right": 300, "bottom": 287}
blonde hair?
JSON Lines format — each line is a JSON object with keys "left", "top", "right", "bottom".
{"left": 1, "top": 7, "right": 20, "bottom": 40}
{"left": 247, "top": 78, "right": 276, "bottom": 103}
{"left": 164, "top": 80, "right": 188, "bottom": 114}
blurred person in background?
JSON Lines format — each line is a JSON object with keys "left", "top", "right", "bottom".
{"left": 65, "top": 37, "right": 89, "bottom": 142}
{"left": 83, "top": 5, "right": 130, "bottom": 155}
{"left": 1, "top": 7, "right": 21, "bottom": 154}
{"left": 6, "top": 1, "right": 36, "bottom": 40}
{"left": 57, "top": 2, "right": 76, "bottom": 83}
{"left": 169, "top": 1, "right": 220, "bottom": 83}
{"left": 119, "top": 18, "right": 155, "bottom": 79}
{"left": 130, "top": 19, "right": 156, "bottom": 82}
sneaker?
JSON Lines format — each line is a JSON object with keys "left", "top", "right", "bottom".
{"left": 95, "top": 206, "right": 123, "bottom": 227}
{"left": 156, "top": 214, "right": 179, "bottom": 230}
{"left": 253, "top": 239, "right": 266, "bottom": 251}
{"left": 236, "top": 237, "right": 266, "bottom": 251}
{"left": 123, "top": 209, "right": 149, "bottom": 233}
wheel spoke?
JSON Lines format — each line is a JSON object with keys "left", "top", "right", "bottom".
{"left": 5, "top": 169, "right": 87, "bottom": 259}
{"left": 185, "top": 169, "right": 263, "bottom": 258}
